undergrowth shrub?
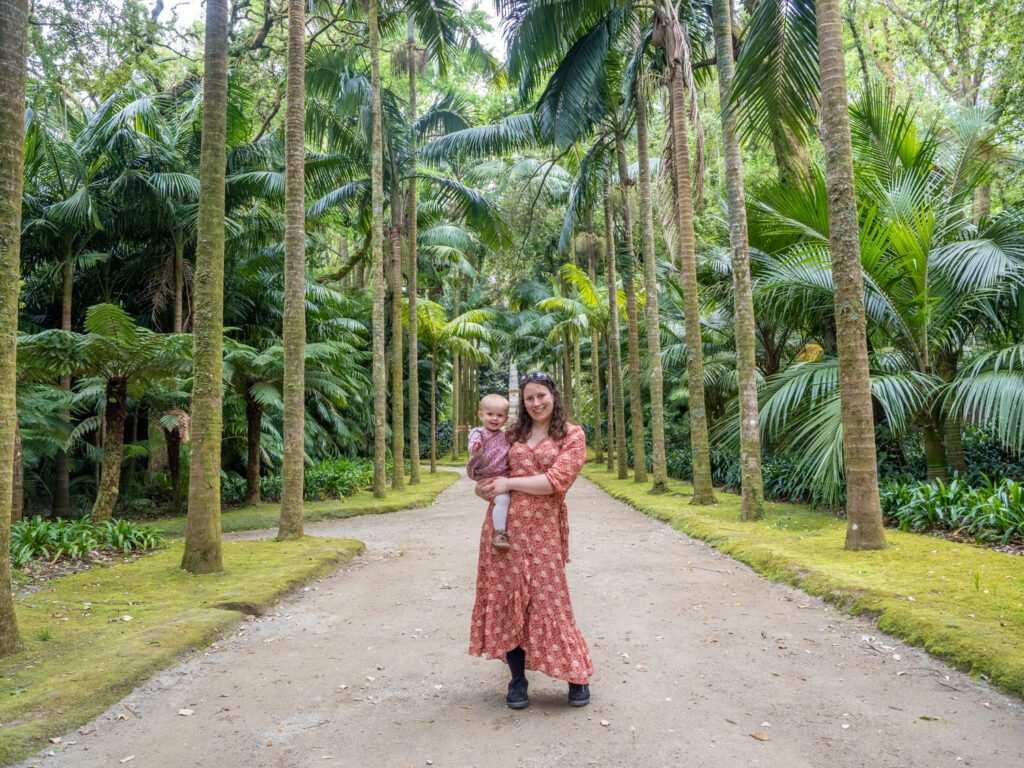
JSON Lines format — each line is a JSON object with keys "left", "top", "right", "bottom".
{"left": 10, "top": 517, "right": 166, "bottom": 566}
{"left": 880, "top": 477, "right": 1024, "bottom": 544}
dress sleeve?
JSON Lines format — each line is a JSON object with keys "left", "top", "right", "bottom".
{"left": 545, "top": 425, "right": 587, "bottom": 495}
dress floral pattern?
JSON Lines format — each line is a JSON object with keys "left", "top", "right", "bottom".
{"left": 468, "top": 424, "right": 593, "bottom": 684}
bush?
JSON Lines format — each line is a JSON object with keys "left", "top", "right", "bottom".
{"left": 256, "top": 458, "right": 374, "bottom": 503}
{"left": 10, "top": 517, "right": 166, "bottom": 566}
{"left": 880, "top": 476, "right": 1024, "bottom": 544}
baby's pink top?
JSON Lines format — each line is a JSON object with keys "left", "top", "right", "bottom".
{"left": 466, "top": 427, "right": 510, "bottom": 480}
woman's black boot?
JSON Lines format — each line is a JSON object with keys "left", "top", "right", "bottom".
{"left": 568, "top": 683, "right": 590, "bottom": 707}
{"left": 505, "top": 647, "right": 529, "bottom": 709}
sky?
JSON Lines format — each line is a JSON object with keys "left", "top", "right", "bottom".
{"left": 167, "top": 0, "right": 506, "bottom": 59}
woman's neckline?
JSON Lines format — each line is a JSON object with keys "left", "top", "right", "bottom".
{"left": 526, "top": 430, "right": 551, "bottom": 450}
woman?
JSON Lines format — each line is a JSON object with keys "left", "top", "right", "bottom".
{"left": 469, "top": 371, "right": 593, "bottom": 709}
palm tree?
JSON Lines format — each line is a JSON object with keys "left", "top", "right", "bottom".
{"left": 183, "top": 0, "right": 230, "bottom": 573}
{"left": 604, "top": 175, "right": 629, "bottom": 480}
{"left": 815, "top": 0, "right": 884, "bottom": 549}
{"left": 279, "top": 0, "right": 307, "bottom": 540}
{"left": 368, "top": 0, "right": 388, "bottom": 498}
{"left": 0, "top": 0, "right": 28, "bottom": 656}
{"left": 711, "top": 0, "right": 764, "bottom": 519}
{"left": 652, "top": 0, "right": 716, "bottom": 504}
{"left": 416, "top": 299, "right": 491, "bottom": 473}
{"left": 405, "top": 18, "right": 421, "bottom": 485}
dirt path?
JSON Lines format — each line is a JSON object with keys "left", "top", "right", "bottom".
{"left": 23, "top": 472, "right": 1024, "bottom": 768}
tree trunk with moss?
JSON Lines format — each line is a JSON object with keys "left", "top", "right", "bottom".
{"left": 91, "top": 378, "right": 128, "bottom": 521}
{"left": 605, "top": 339, "right": 615, "bottom": 472}
{"left": 604, "top": 180, "right": 629, "bottom": 480}
{"left": 389, "top": 218, "right": 405, "bottom": 491}
{"left": 12, "top": 424, "right": 23, "bottom": 524}
{"left": 54, "top": 244, "right": 73, "bottom": 518}
{"left": 369, "top": 0, "right": 388, "bottom": 498}
{"left": 655, "top": 6, "right": 715, "bottom": 504}
{"left": 182, "top": 0, "right": 228, "bottom": 573}
{"left": 165, "top": 426, "right": 183, "bottom": 517}
{"left": 614, "top": 134, "right": 648, "bottom": 483}
{"left": 712, "top": 0, "right": 764, "bottom": 519}
{"left": 816, "top": 0, "right": 885, "bottom": 550}
{"left": 430, "top": 350, "right": 438, "bottom": 474}
{"left": 0, "top": 0, "right": 26, "bottom": 656}
{"left": 585, "top": 212, "right": 603, "bottom": 464}
{"left": 279, "top": 0, "right": 306, "bottom": 539}
{"left": 245, "top": 392, "right": 262, "bottom": 505}
{"left": 407, "top": 18, "right": 421, "bottom": 485}
{"left": 634, "top": 80, "right": 668, "bottom": 493}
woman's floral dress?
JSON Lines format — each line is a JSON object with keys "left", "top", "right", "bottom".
{"left": 468, "top": 424, "right": 593, "bottom": 684}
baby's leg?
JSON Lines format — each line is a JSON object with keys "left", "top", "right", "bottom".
{"left": 491, "top": 492, "right": 511, "bottom": 532}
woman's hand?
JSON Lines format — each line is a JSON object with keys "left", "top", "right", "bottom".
{"left": 475, "top": 476, "right": 511, "bottom": 500}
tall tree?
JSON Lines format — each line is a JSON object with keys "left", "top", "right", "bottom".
{"left": 406, "top": 18, "right": 421, "bottom": 485}
{"left": 816, "top": 0, "right": 885, "bottom": 549}
{"left": 584, "top": 213, "right": 604, "bottom": 464}
{"left": 0, "top": 0, "right": 28, "bottom": 656}
{"left": 653, "top": 2, "right": 716, "bottom": 504}
{"left": 279, "top": 0, "right": 306, "bottom": 539}
{"left": 604, "top": 175, "right": 629, "bottom": 480}
{"left": 182, "top": 0, "right": 229, "bottom": 573}
{"left": 369, "top": 0, "right": 388, "bottom": 498}
{"left": 712, "top": 0, "right": 764, "bottom": 519}
{"left": 388, "top": 189, "right": 405, "bottom": 491}
{"left": 634, "top": 72, "right": 669, "bottom": 493}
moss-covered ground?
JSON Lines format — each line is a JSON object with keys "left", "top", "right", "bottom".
{"left": 152, "top": 469, "right": 458, "bottom": 538}
{"left": 0, "top": 538, "right": 364, "bottom": 765}
{"left": 582, "top": 464, "right": 1024, "bottom": 696}
{"left": 433, "top": 453, "right": 468, "bottom": 468}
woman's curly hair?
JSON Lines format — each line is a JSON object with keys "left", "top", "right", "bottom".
{"left": 505, "top": 372, "right": 569, "bottom": 443}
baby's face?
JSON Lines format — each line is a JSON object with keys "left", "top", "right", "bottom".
{"left": 478, "top": 402, "right": 509, "bottom": 431}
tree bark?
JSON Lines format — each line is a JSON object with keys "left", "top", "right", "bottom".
{"left": 562, "top": 330, "right": 574, "bottom": 422}
{"left": 634, "top": 78, "right": 669, "bottom": 493}
{"left": 656, "top": 6, "right": 715, "bottom": 503}
{"left": 278, "top": 0, "right": 306, "bottom": 539}
{"left": 53, "top": 244, "right": 74, "bottom": 518}
{"left": 614, "top": 133, "right": 647, "bottom": 483}
{"left": 92, "top": 377, "right": 128, "bottom": 521}
{"left": 712, "top": 0, "right": 765, "bottom": 519}
{"left": 0, "top": 0, "right": 27, "bottom": 655}
{"left": 388, "top": 219, "right": 405, "bottom": 491}
{"left": 585, "top": 212, "right": 603, "bottom": 463}
{"left": 12, "top": 424, "right": 23, "bottom": 524}
{"left": 605, "top": 337, "right": 615, "bottom": 473}
{"left": 173, "top": 228, "right": 185, "bottom": 333}
{"left": 451, "top": 349, "right": 460, "bottom": 461}
{"left": 244, "top": 393, "right": 262, "bottom": 505}
{"left": 816, "top": 0, "right": 885, "bottom": 549}
{"left": 924, "top": 423, "right": 947, "bottom": 482}
{"left": 369, "top": 0, "right": 388, "bottom": 498}
{"left": 407, "top": 18, "right": 421, "bottom": 485}
{"left": 430, "top": 350, "right": 437, "bottom": 474}
{"left": 182, "top": 0, "right": 228, "bottom": 572}
{"left": 604, "top": 178, "right": 629, "bottom": 480}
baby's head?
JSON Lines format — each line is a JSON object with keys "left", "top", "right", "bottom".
{"left": 478, "top": 394, "right": 510, "bottom": 431}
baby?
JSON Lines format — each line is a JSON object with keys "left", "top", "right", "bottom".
{"left": 467, "top": 394, "right": 512, "bottom": 551}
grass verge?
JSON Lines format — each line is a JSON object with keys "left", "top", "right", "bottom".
{"left": 582, "top": 464, "right": 1024, "bottom": 696}
{"left": 433, "top": 453, "right": 468, "bottom": 468}
{"left": 152, "top": 470, "right": 459, "bottom": 537}
{"left": 1, "top": 537, "right": 364, "bottom": 766}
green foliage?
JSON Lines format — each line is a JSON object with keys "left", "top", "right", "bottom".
{"left": 10, "top": 517, "right": 166, "bottom": 566}
{"left": 880, "top": 477, "right": 1024, "bottom": 544}
{"left": 259, "top": 458, "right": 375, "bottom": 503}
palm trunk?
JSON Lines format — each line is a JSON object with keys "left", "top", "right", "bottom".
{"left": 182, "top": 0, "right": 228, "bottom": 572}
{"left": 245, "top": 393, "right": 262, "bottom": 505}
{"left": 53, "top": 243, "right": 74, "bottom": 518}
{"left": 605, "top": 179, "right": 629, "bottom": 480}
{"left": 407, "top": 19, "right": 421, "bottom": 485}
{"left": 278, "top": 0, "right": 306, "bottom": 539}
{"left": 0, "top": 0, "right": 27, "bottom": 655}
{"left": 165, "top": 426, "right": 182, "bottom": 517}
{"left": 172, "top": 228, "right": 185, "bottom": 333}
{"left": 451, "top": 349, "right": 460, "bottom": 461}
{"left": 605, "top": 339, "right": 615, "bottom": 472}
{"left": 614, "top": 133, "right": 648, "bottom": 483}
{"left": 712, "top": 0, "right": 764, "bottom": 519}
{"left": 924, "top": 423, "right": 947, "bottom": 482}
{"left": 430, "top": 350, "right": 437, "bottom": 474}
{"left": 586, "top": 213, "right": 603, "bottom": 463}
{"left": 388, "top": 219, "right": 405, "bottom": 491}
{"left": 92, "top": 377, "right": 128, "bottom": 521}
{"left": 816, "top": 0, "right": 885, "bottom": 550}
{"left": 12, "top": 424, "right": 23, "bottom": 524}
{"left": 562, "top": 331, "right": 574, "bottom": 422}
{"left": 634, "top": 79, "right": 669, "bottom": 493}
{"left": 369, "top": 0, "right": 388, "bottom": 498}
{"left": 657, "top": 6, "right": 715, "bottom": 504}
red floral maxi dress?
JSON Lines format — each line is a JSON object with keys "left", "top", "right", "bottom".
{"left": 468, "top": 424, "right": 593, "bottom": 684}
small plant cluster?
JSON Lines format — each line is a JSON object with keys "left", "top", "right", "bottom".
{"left": 252, "top": 457, "right": 375, "bottom": 503}
{"left": 880, "top": 477, "right": 1024, "bottom": 545}
{"left": 10, "top": 517, "right": 166, "bottom": 567}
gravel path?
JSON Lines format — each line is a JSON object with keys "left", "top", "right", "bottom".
{"left": 23, "top": 470, "right": 1024, "bottom": 768}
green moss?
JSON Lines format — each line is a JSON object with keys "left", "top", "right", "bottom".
{"left": 153, "top": 470, "right": 459, "bottom": 538}
{"left": 0, "top": 537, "right": 363, "bottom": 765}
{"left": 582, "top": 464, "right": 1024, "bottom": 696}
